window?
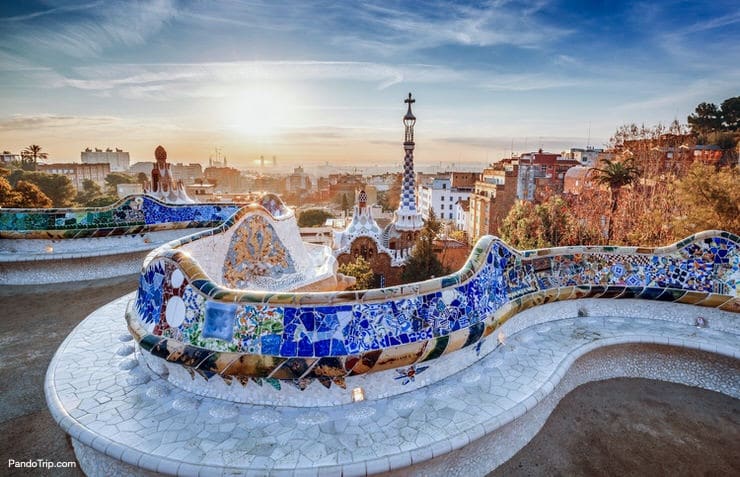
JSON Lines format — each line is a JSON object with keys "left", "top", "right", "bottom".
{"left": 441, "top": 196, "right": 444, "bottom": 201}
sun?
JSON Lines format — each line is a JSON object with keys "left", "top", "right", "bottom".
{"left": 226, "top": 87, "right": 290, "bottom": 138}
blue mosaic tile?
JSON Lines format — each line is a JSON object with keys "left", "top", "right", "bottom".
{"left": 202, "top": 302, "right": 237, "bottom": 341}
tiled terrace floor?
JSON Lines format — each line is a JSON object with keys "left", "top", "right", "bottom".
{"left": 45, "top": 294, "right": 739, "bottom": 476}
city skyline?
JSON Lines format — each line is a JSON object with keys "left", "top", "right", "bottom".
{"left": 1, "top": 0, "right": 739, "bottom": 167}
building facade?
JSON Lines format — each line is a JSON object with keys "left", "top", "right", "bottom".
{"left": 333, "top": 94, "right": 425, "bottom": 287}
{"left": 38, "top": 162, "right": 111, "bottom": 190}
{"left": 417, "top": 171, "right": 476, "bottom": 222}
{"left": 204, "top": 166, "right": 243, "bottom": 193}
{"left": 81, "top": 148, "right": 130, "bottom": 172}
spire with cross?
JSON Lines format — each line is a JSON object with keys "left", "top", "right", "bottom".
{"left": 403, "top": 93, "right": 416, "bottom": 144}
{"left": 394, "top": 92, "right": 423, "bottom": 231}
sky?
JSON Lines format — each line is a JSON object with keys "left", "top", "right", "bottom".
{"left": 1, "top": 0, "right": 739, "bottom": 171}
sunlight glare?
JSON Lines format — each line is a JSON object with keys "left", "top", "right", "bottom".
{"left": 227, "top": 86, "right": 290, "bottom": 138}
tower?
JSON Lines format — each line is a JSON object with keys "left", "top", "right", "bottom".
{"left": 393, "top": 93, "right": 423, "bottom": 231}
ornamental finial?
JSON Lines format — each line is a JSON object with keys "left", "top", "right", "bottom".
{"left": 403, "top": 93, "right": 416, "bottom": 122}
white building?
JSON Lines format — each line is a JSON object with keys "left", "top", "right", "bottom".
{"left": 82, "top": 148, "right": 130, "bottom": 172}
{"left": 1, "top": 153, "right": 20, "bottom": 164}
{"left": 454, "top": 198, "right": 470, "bottom": 233}
{"left": 417, "top": 175, "right": 473, "bottom": 222}
{"left": 564, "top": 147, "right": 602, "bottom": 167}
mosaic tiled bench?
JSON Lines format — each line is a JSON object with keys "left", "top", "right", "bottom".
{"left": 46, "top": 298, "right": 738, "bottom": 476}
{"left": 0, "top": 194, "right": 244, "bottom": 284}
{"left": 129, "top": 227, "right": 738, "bottom": 405}
{"left": 46, "top": 227, "right": 739, "bottom": 475}
{"left": 0, "top": 194, "right": 242, "bottom": 239}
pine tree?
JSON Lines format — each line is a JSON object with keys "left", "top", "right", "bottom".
{"left": 402, "top": 210, "right": 447, "bottom": 283}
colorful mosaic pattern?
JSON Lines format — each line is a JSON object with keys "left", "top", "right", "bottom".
{"left": 128, "top": 229, "right": 739, "bottom": 390}
{"left": 0, "top": 195, "right": 242, "bottom": 238}
{"left": 222, "top": 215, "right": 296, "bottom": 289}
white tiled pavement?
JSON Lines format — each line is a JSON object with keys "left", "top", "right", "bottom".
{"left": 45, "top": 295, "right": 739, "bottom": 476}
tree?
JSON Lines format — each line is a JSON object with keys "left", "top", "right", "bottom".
{"left": 448, "top": 229, "right": 467, "bottom": 243}
{"left": 340, "top": 193, "right": 350, "bottom": 217}
{"left": 12, "top": 180, "right": 52, "bottom": 208}
{"left": 688, "top": 102, "right": 723, "bottom": 135}
{"left": 588, "top": 157, "right": 640, "bottom": 242}
{"left": 76, "top": 179, "right": 104, "bottom": 206}
{"left": 402, "top": 210, "right": 447, "bottom": 283}
{"left": 85, "top": 195, "right": 119, "bottom": 207}
{"left": 378, "top": 174, "right": 402, "bottom": 212}
{"left": 298, "top": 209, "right": 334, "bottom": 227}
{"left": 20, "top": 144, "right": 48, "bottom": 171}
{"left": 673, "top": 162, "right": 740, "bottom": 235}
{"left": 337, "top": 256, "right": 374, "bottom": 290}
{"left": 0, "top": 176, "right": 21, "bottom": 207}
{"left": 104, "top": 172, "right": 136, "bottom": 195}
{"left": 8, "top": 171, "right": 76, "bottom": 207}
{"left": 137, "top": 172, "right": 149, "bottom": 185}
{"left": 720, "top": 96, "right": 740, "bottom": 131}
{"left": 500, "top": 200, "right": 546, "bottom": 249}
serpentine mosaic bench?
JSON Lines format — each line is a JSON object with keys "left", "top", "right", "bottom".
{"left": 128, "top": 225, "right": 739, "bottom": 406}
{"left": 46, "top": 226, "right": 739, "bottom": 476}
{"left": 0, "top": 194, "right": 242, "bottom": 239}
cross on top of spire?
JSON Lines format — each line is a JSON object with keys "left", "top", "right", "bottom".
{"left": 403, "top": 93, "right": 416, "bottom": 123}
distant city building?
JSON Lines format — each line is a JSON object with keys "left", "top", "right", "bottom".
{"left": 563, "top": 147, "right": 602, "bottom": 167}
{"left": 38, "top": 162, "right": 110, "bottom": 190}
{"left": 131, "top": 161, "right": 203, "bottom": 183}
{"left": 128, "top": 161, "right": 154, "bottom": 176}
{"left": 516, "top": 150, "right": 580, "bottom": 201}
{"left": 170, "top": 163, "right": 203, "bottom": 183}
{"left": 467, "top": 151, "right": 580, "bottom": 242}
{"left": 563, "top": 166, "right": 595, "bottom": 195}
{"left": 417, "top": 171, "right": 477, "bottom": 222}
{"left": 1, "top": 153, "right": 20, "bottom": 164}
{"left": 366, "top": 173, "right": 397, "bottom": 192}
{"left": 454, "top": 198, "right": 470, "bottom": 233}
{"left": 204, "top": 166, "right": 243, "bottom": 193}
{"left": 467, "top": 163, "right": 517, "bottom": 243}
{"left": 286, "top": 166, "right": 310, "bottom": 193}
{"left": 81, "top": 147, "right": 130, "bottom": 172}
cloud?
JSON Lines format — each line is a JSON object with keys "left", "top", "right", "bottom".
{"left": 3, "top": 0, "right": 178, "bottom": 58}
{"left": 0, "top": 1, "right": 104, "bottom": 23}
{"left": 0, "top": 114, "right": 120, "bottom": 131}
{"left": 51, "top": 61, "right": 464, "bottom": 97}
{"left": 328, "top": 0, "right": 571, "bottom": 55}
{"left": 481, "top": 73, "right": 586, "bottom": 91}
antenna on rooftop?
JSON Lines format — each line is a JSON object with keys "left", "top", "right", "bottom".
{"left": 587, "top": 121, "right": 592, "bottom": 148}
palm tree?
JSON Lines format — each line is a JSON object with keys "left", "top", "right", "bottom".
{"left": 589, "top": 157, "right": 641, "bottom": 242}
{"left": 20, "top": 144, "right": 48, "bottom": 170}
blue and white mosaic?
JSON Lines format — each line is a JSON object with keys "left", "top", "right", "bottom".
{"left": 129, "top": 227, "right": 739, "bottom": 392}
{"left": 0, "top": 194, "right": 242, "bottom": 238}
